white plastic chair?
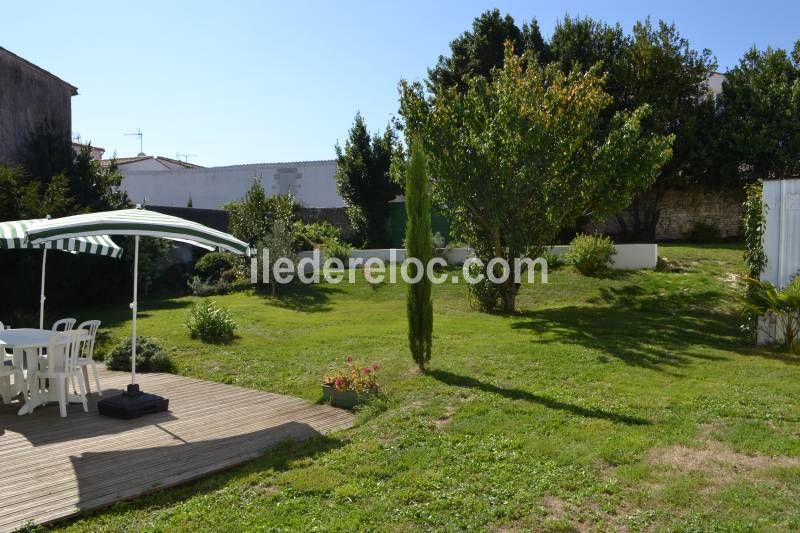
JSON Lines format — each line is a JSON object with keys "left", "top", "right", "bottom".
{"left": 51, "top": 318, "right": 76, "bottom": 332}
{"left": 72, "top": 320, "right": 102, "bottom": 396}
{"left": 35, "top": 331, "right": 88, "bottom": 417}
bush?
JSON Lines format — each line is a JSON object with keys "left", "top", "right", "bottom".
{"left": 685, "top": 221, "right": 722, "bottom": 243}
{"left": 566, "top": 234, "right": 616, "bottom": 275}
{"left": 194, "top": 252, "right": 238, "bottom": 283}
{"left": 743, "top": 183, "right": 767, "bottom": 278}
{"left": 324, "top": 241, "right": 352, "bottom": 264}
{"left": 186, "top": 299, "right": 237, "bottom": 343}
{"left": 541, "top": 249, "right": 564, "bottom": 269}
{"left": 295, "top": 221, "right": 342, "bottom": 251}
{"left": 105, "top": 336, "right": 175, "bottom": 373}
{"left": 187, "top": 276, "right": 231, "bottom": 296}
{"left": 466, "top": 260, "right": 504, "bottom": 312}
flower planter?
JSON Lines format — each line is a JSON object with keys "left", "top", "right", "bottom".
{"left": 322, "top": 384, "right": 376, "bottom": 409}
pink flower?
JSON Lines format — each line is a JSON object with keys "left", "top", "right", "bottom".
{"left": 372, "top": 363, "right": 380, "bottom": 371}
{"left": 362, "top": 367, "right": 371, "bottom": 374}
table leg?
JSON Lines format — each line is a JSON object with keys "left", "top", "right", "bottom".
{"left": 18, "top": 348, "right": 41, "bottom": 415}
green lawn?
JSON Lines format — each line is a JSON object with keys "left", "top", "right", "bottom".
{"left": 48, "top": 244, "right": 800, "bottom": 532}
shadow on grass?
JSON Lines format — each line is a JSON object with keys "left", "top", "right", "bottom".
{"left": 512, "top": 283, "right": 736, "bottom": 372}
{"left": 258, "top": 283, "right": 345, "bottom": 313}
{"left": 429, "top": 369, "right": 649, "bottom": 426}
{"left": 67, "top": 297, "right": 195, "bottom": 330}
{"left": 741, "top": 344, "right": 800, "bottom": 366}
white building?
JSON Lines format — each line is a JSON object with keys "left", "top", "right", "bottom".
{"left": 118, "top": 159, "right": 343, "bottom": 209}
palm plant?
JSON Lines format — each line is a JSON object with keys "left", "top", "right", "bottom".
{"left": 743, "top": 277, "right": 800, "bottom": 351}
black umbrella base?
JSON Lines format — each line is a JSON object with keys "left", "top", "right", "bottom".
{"left": 97, "top": 383, "right": 169, "bottom": 419}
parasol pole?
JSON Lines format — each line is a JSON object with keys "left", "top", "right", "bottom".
{"left": 131, "top": 235, "right": 139, "bottom": 385}
{"left": 39, "top": 248, "right": 47, "bottom": 330}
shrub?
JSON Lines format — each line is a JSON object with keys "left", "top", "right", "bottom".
{"left": 105, "top": 336, "right": 175, "bottom": 373}
{"left": 194, "top": 252, "right": 237, "bottom": 283}
{"left": 186, "top": 299, "right": 237, "bottom": 343}
{"left": 685, "top": 220, "right": 722, "bottom": 243}
{"left": 541, "top": 249, "right": 564, "bottom": 269}
{"left": 187, "top": 275, "right": 231, "bottom": 296}
{"left": 466, "top": 260, "right": 504, "bottom": 312}
{"left": 743, "top": 183, "right": 767, "bottom": 278}
{"left": 295, "top": 221, "right": 342, "bottom": 251}
{"left": 566, "top": 234, "right": 616, "bottom": 275}
{"left": 324, "top": 241, "right": 352, "bottom": 264}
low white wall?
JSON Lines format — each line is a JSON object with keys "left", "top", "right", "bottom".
{"left": 546, "top": 244, "right": 658, "bottom": 270}
{"left": 300, "top": 244, "right": 658, "bottom": 270}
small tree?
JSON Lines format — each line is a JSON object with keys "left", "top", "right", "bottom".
{"left": 261, "top": 220, "right": 296, "bottom": 297}
{"left": 334, "top": 113, "right": 400, "bottom": 247}
{"left": 399, "top": 42, "right": 673, "bottom": 312}
{"left": 227, "top": 179, "right": 271, "bottom": 245}
{"left": 404, "top": 140, "right": 433, "bottom": 371}
{"left": 228, "top": 180, "right": 296, "bottom": 241}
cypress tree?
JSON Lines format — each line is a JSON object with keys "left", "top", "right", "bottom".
{"left": 405, "top": 140, "right": 433, "bottom": 371}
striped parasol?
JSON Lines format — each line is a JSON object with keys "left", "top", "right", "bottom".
{"left": 25, "top": 208, "right": 249, "bottom": 255}
{"left": 0, "top": 218, "right": 122, "bottom": 257}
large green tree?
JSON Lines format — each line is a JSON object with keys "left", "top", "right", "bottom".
{"left": 427, "top": 9, "right": 549, "bottom": 92}
{"left": 549, "top": 17, "right": 717, "bottom": 240}
{"left": 718, "top": 41, "right": 800, "bottom": 182}
{"left": 334, "top": 113, "right": 400, "bottom": 247}
{"left": 399, "top": 44, "right": 673, "bottom": 312}
{"left": 404, "top": 140, "right": 433, "bottom": 371}
{"left": 429, "top": 12, "right": 718, "bottom": 242}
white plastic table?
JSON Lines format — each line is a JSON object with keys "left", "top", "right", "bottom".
{"left": 0, "top": 328, "right": 88, "bottom": 415}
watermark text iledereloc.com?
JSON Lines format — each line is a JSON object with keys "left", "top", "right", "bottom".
{"left": 250, "top": 249, "right": 548, "bottom": 285}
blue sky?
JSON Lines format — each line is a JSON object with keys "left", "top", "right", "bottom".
{"left": 2, "top": 1, "right": 798, "bottom": 167}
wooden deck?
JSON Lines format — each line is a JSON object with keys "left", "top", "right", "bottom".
{"left": 0, "top": 368, "right": 354, "bottom": 532}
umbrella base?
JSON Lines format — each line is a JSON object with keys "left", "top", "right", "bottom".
{"left": 97, "top": 384, "right": 169, "bottom": 419}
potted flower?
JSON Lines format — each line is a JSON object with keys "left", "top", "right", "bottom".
{"left": 322, "top": 357, "right": 380, "bottom": 409}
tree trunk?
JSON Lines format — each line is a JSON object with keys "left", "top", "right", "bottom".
{"left": 501, "top": 282, "right": 518, "bottom": 313}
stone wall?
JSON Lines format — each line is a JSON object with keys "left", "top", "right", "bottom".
{"left": 587, "top": 185, "right": 745, "bottom": 241}
{"left": 0, "top": 48, "right": 75, "bottom": 165}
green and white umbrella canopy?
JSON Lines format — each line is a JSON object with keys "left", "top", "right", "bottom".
{"left": 0, "top": 218, "right": 122, "bottom": 258}
{"left": 25, "top": 206, "right": 251, "bottom": 386}
{"left": 25, "top": 208, "right": 250, "bottom": 255}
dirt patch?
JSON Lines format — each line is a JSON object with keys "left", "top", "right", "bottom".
{"left": 649, "top": 441, "right": 800, "bottom": 481}
{"left": 542, "top": 495, "right": 568, "bottom": 518}
{"left": 434, "top": 404, "right": 457, "bottom": 429}
{"left": 656, "top": 257, "right": 691, "bottom": 273}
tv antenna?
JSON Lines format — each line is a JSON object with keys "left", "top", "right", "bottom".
{"left": 176, "top": 153, "right": 196, "bottom": 163}
{"left": 124, "top": 129, "right": 145, "bottom": 156}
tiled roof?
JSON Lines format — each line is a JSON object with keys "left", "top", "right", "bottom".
{"left": 100, "top": 155, "right": 204, "bottom": 169}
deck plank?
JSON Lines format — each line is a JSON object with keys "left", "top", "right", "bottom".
{"left": 0, "top": 368, "right": 353, "bottom": 532}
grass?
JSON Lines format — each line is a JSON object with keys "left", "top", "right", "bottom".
{"left": 46, "top": 244, "right": 800, "bottom": 532}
